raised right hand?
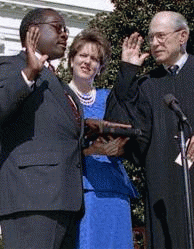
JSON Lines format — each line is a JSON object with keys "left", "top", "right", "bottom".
{"left": 23, "top": 26, "right": 49, "bottom": 81}
{"left": 122, "top": 32, "right": 150, "bottom": 66}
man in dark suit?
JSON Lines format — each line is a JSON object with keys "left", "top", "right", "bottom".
{"left": 0, "top": 8, "right": 84, "bottom": 249}
{"left": 105, "top": 11, "right": 194, "bottom": 248}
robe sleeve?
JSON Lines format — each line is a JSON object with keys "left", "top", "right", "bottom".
{"left": 104, "top": 61, "right": 152, "bottom": 165}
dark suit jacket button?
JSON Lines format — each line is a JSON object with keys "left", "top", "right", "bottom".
{"left": 76, "top": 163, "right": 81, "bottom": 168}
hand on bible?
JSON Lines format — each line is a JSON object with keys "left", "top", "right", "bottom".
{"left": 84, "top": 118, "right": 133, "bottom": 141}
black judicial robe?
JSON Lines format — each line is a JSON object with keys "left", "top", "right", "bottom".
{"left": 104, "top": 55, "right": 194, "bottom": 249}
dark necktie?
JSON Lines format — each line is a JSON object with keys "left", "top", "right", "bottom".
{"left": 168, "top": 65, "right": 179, "bottom": 76}
{"left": 64, "top": 91, "right": 81, "bottom": 126}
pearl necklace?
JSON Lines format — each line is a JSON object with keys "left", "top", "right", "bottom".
{"left": 69, "top": 81, "right": 96, "bottom": 106}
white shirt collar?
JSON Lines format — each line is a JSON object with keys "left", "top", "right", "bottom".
{"left": 22, "top": 47, "right": 50, "bottom": 68}
{"left": 164, "top": 53, "right": 188, "bottom": 74}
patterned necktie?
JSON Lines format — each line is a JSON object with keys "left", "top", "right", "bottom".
{"left": 48, "top": 61, "right": 56, "bottom": 73}
{"left": 64, "top": 91, "right": 81, "bottom": 126}
{"left": 168, "top": 65, "right": 179, "bottom": 76}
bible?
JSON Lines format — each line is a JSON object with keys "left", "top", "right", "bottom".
{"left": 83, "top": 118, "right": 142, "bottom": 148}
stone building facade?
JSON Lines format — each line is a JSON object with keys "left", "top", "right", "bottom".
{"left": 0, "top": 0, "right": 112, "bottom": 57}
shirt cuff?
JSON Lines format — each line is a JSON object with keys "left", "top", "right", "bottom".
{"left": 21, "top": 70, "right": 35, "bottom": 88}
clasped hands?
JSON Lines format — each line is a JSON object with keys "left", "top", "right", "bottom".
{"left": 83, "top": 135, "right": 129, "bottom": 157}
{"left": 83, "top": 119, "right": 131, "bottom": 157}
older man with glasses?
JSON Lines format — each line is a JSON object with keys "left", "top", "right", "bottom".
{"left": 105, "top": 11, "right": 194, "bottom": 248}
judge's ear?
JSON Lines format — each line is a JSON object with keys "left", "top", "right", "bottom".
{"left": 179, "top": 29, "right": 189, "bottom": 45}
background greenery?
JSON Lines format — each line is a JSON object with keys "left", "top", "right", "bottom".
{"left": 1, "top": 1, "right": 194, "bottom": 248}
{"left": 58, "top": 0, "right": 194, "bottom": 247}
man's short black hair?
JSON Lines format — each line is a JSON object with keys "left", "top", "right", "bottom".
{"left": 20, "top": 8, "right": 60, "bottom": 47}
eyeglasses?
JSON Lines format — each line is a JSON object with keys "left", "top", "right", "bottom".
{"left": 36, "top": 22, "right": 69, "bottom": 36}
{"left": 148, "top": 30, "right": 180, "bottom": 44}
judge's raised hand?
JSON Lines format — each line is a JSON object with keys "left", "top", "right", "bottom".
{"left": 122, "top": 32, "right": 149, "bottom": 66}
{"left": 23, "top": 26, "right": 49, "bottom": 81}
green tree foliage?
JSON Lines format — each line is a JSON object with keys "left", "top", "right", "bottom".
{"left": 59, "top": 0, "right": 194, "bottom": 86}
{"left": 88, "top": 0, "right": 194, "bottom": 87}
{"left": 0, "top": 237, "right": 3, "bottom": 249}
{"left": 58, "top": 0, "right": 194, "bottom": 242}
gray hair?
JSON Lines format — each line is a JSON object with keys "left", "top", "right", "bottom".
{"left": 171, "top": 12, "right": 190, "bottom": 33}
{"left": 152, "top": 11, "right": 189, "bottom": 33}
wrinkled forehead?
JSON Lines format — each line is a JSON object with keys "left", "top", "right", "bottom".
{"left": 149, "top": 14, "right": 174, "bottom": 34}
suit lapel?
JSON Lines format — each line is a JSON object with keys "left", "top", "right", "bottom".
{"left": 64, "top": 83, "right": 83, "bottom": 117}
{"left": 38, "top": 67, "right": 84, "bottom": 132}
{"left": 18, "top": 51, "right": 84, "bottom": 133}
{"left": 64, "top": 83, "right": 85, "bottom": 136}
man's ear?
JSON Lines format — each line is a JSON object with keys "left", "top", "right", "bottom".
{"left": 180, "top": 30, "right": 189, "bottom": 45}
